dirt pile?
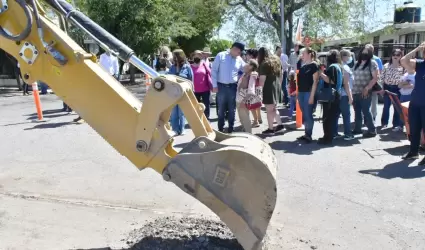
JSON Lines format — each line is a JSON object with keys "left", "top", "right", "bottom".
{"left": 125, "top": 216, "right": 243, "bottom": 250}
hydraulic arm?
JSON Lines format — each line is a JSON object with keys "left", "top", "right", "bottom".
{"left": 0, "top": 1, "right": 278, "bottom": 249}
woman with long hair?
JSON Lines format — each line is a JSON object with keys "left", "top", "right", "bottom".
{"left": 315, "top": 50, "right": 344, "bottom": 144}
{"left": 297, "top": 47, "right": 319, "bottom": 143}
{"left": 258, "top": 47, "right": 284, "bottom": 135}
{"left": 380, "top": 48, "right": 404, "bottom": 131}
{"left": 168, "top": 49, "right": 194, "bottom": 135}
{"left": 352, "top": 46, "right": 378, "bottom": 138}
{"left": 400, "top": 42, "right": 425, "bottom": 163}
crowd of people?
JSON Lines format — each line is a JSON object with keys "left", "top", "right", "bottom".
{"left": 152, "top": 41, "right": 425, "bottom": 164}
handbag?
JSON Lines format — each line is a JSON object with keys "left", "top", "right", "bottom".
{"left": 245, "top": 78, "right": 262, "bottom": 110}
{"left": 317, "top": 64, "right": 342, "bottom": 103}
{"left": 317, "top": 87, "right": 336, "bottom": 103}
{"left": 369, "top": 63, "right": 382, "bottom": 92}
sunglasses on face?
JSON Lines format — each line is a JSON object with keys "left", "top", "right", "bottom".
{"left": 393, "top": 53, "right": 401, "bottom": 56}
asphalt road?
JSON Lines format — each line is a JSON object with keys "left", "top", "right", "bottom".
{"left": 0, "top": 88, "right": 424, "bottom": 250}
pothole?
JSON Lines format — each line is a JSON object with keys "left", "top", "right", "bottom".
{"left": 124, "top": 216, "right": 243, "bottom": 250}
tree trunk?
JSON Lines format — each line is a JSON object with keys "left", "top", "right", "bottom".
{"left": 286, "top": 13, "right": 294, "bottom": 55}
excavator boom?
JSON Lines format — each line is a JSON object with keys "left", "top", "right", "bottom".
{"left": 0, "top": 1, "right": 278, "bottom": 249}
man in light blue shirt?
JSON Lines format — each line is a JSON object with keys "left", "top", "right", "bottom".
{"left": 211, "top": 42, "right": 246, "bottom": 133}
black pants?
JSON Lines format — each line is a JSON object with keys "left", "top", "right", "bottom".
{"left": 408, "top": 104, "right": 425, "bottom": 154}
{"left": 195, "top": 91, "right": 210, "bottom": 119}
{"left": 22, "top": 83, "right": 29, "bottom": 94}
{"left": 321, "top": 97, "right": 340, "bottom": 141}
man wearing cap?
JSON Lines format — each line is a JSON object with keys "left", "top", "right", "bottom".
{"left": 211, "top": 42, "right": 246, "bottom": 133}
{"left": 202, "top": 47, "right": 212, "bottom": 68}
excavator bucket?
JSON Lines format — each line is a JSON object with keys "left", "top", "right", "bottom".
{"left": 163, "top": 132, "right": 278, "bottom": 250}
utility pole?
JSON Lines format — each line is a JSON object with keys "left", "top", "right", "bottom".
{"left": 280, "top": 0, "right": 286, "bottom": 53}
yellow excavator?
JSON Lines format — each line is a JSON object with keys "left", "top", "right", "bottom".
{"left": 0, "top": 1, "right": 278, "bottom": 249}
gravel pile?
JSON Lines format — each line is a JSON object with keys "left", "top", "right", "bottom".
{"left": 125, "top": 216, "right": 243, "bottom": 250}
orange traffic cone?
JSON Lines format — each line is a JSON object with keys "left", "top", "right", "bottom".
{"left": 31, "top": 82, "right": 45, "bottom": 122}
{"left": 295, "top": 70, "right": 303, "bottom": 129}
{"left": 145, "top": 74, "right": 151, "bottom": 90}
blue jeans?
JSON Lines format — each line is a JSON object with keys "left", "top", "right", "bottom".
{"left": 334, "top": 96, "right": 352, "bottom": 136}
{"left": 217, "top": 83, "right": 237, "bottom": 132}
{"left": 289, "top": 95, "right": 296, "bottom": 120}
{"left": 353, "top": 94, "right": 375, "bottom": 133}
{"left": 282, "top": 71, "right": 288, "bottom": 104}
{"left": 400, "top": 94, "right": 411, "bottom": 103}
{"left": 297, "top": 92, "right": 314, "bottom": 137}
{"left": 170, "top": 105, "right": 186, "bottom": 135}
{"left": 408, "top": 104, "right": 425, "bottom": 154}
{"left": 39, "top": 81, "right": 48, "bottom": 94}
{"left": 381, "top": 84, "right": 401, "bottom": 127}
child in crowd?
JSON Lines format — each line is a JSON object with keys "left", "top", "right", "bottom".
{"left": 287, "top": 71, "right": 297, "bottom": 120}
{"left": 236, "top": 59, "right": 260, "bottom": 133}
{"left": 398, "top": 68, "right": 415, "bottom": 102}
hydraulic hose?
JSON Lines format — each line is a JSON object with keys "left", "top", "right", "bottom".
{"left": 0, "top": 0, "right": 33, "bottom": 41}
{"left": 45, "top": 0, "right": 134, "bottom": 61}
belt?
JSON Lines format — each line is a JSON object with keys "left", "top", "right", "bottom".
{"left": 218, "top": 82, "right": 237, "bottom": 87}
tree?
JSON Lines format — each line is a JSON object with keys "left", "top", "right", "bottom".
{"left": 82, "top": 0, "right": 196, "bottom": 58}
{"left": 209, "top": 39, "right": 233, "bottom": 55}
{"left": 172, "top": 0, "right": 227, "bottom": 55}
{"left": 226, "top": 0, "right": 377, "bottom": 53}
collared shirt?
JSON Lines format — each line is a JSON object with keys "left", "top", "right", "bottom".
{"left": 211, "top": 51, "right": 245, "bottom": 88}
{"left": 280, "top": 53, "right": 289, "bottom": 71}
{"left": 99, "top": 53, "right": 119, "bottom": 76}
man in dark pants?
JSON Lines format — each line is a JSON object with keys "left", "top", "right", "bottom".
{"left": 211, "top": 42, "right": 245, "bottom": 133}
{"left": 276, "top": 45, "right": 289, "bottom": 105}
{"left": 401, "top": 41, "right": 425, "bottom": 164}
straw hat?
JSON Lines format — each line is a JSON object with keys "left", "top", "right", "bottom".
{"left": 193, "top": 50, "right": 203, "bottom": 55}
{"left": 202, "top": 47, "right": 212, "bottom": 55}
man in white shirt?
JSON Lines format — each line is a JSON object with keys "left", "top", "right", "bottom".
{"left": 99, "top": 51, "right": 120, "bottom": 80}
{"left": 276, "top": 45, "right": 290, "bottom": 105}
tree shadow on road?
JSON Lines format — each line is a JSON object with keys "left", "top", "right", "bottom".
{"left": 24, "top": 121, "right": 75, "bottom": 130}
{"left": 269, "top": 140, "right": 322, "bottom": 155}
{"left": 359, "top": 160, "right": 425, "bottom": 179}
{"left": 26, "top": 113, "right": 72, "bottom": 120}
{"left": 0, "top": 88, "right": 20, "bottom": 98}
{"left": 24, "top": 108, "right": 64, "bottom": 116}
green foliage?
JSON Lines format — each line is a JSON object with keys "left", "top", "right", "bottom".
{"left": 172, "top": 0, "right": 227, "bottom": 55}
{"left": 68, "top": 0, "right": 226, "bottom": 57}
{"left": 209, "top": 39, "right": 232, "bottom": 55}
{"left": 227, "top": 0, "right": 375, "bottom": 53}
{"left": 225, "top": 6, "right": 279, "bottom": 47}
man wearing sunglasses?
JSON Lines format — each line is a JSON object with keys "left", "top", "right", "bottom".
{"left": 400, "top": 42, "right": 425, "bottom": 164}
